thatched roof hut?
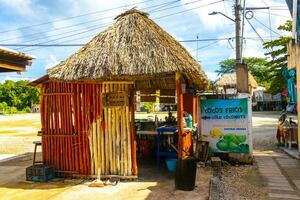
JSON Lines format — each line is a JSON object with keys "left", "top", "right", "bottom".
{"left": 46, "top": 9, "right": 208, "bottom": 90}
{"left": 31, "top": 9, "right": 208, "bottom": 179}
{"left": 215, "top": 72, "right": 258, "bottom": 89}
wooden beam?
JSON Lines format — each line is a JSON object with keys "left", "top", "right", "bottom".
{"left": 197, "top": 97, "right": 202, "bottom": 139}
{"left": 129, "top": 90, "right": 138, "bottom": 176}
{"left": 159, "top": 97, "right": 175, "bottom": 104}
{"left": 176, "top": 72, "right": 183, "bottom": 159}
{"left": 287, "top": 41, "right": 300, "bottom": 153}
{"left": 0, "top": 61, "right": 26, "bottom": 72}
{"left": 193, "top": 96, "right": 197, "bottom": 124}
{"left": 160, "top": 89, "right": 175, "bottom": 96}
{"left": 140, "top": 96, "right": 156, "bottom": 102}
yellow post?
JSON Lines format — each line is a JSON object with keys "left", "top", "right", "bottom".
{"left": 287, "top": 41, "right": 300, "bottom": 152}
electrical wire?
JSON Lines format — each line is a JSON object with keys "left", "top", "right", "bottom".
{"left": 4, "top": 0, "right": 206, "bottom": 46}
{"left": 192, "top": 40, "right": 220, "bottom": 52}
{"left": 148, "top": 0, "right": 180, "bottom": 12}
{"left": 16, "top": 23, "right": 111, "bottom": 51}
{"left": 152, "top": 0, "right": 224, "bottom": 20}
{"left": 254, "top": 10, "right": 291, "bottom": 18}
{"left": 0, "top": 36, "right": 278, "bottom": 47}
{"left": 246, "top": 18, "right": 265, "bottom": 43}
{"left": 0, "top": 0, "right": 183, "bottom": 43}
{"left": 17, "top": 0, "right": 225, "bottom": 52}
{"left": 0, "top": 0, "right": 158, "bottom": 34}
{"left": 252, "top": 16, "right": 281, "bottom": 36}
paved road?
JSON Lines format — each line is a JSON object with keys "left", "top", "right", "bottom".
{"left": 252, "top": 111, "right": 280, "bottom": 150}
{"left": 253, "top": 112, "right": 300, "bottom": 199}
{"left": 252, "top": 111, "right": 297, "bottom": 150}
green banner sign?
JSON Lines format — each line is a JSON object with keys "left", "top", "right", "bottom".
{"left": 201, "top": 98, "right": 250, "bottom": 154}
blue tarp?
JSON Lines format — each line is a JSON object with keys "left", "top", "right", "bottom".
{"left": 282, "top": 68, "right": 297, "bottom": 103}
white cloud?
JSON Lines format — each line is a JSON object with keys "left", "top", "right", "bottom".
{"left": 45, "top": 55, "right": 59, "bottom": 69}
{"left": 181, "top": 0, "right": 233, "bottom": 31}
{"left": 206, "top": 71, "right": 218, "bottom": 81}
{"left": 0, "top": 0, "right": 33, "bottom": 16}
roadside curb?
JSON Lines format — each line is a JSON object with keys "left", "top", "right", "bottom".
{"left": 0, "top": 153, "right": 29, "bottom": 164}
{"left": 209, "top": 167, "right": 221, "bottom": 200}
{"left": 280, "top": 147, "right": 299, "bottom": 159}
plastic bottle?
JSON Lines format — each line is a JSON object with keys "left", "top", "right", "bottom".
{"left": 188, "top": 114, "right": 193, "bottom": 128}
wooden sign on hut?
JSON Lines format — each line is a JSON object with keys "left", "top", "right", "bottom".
{"left": 30, "top": 9, "right": 209, "bottom": 179}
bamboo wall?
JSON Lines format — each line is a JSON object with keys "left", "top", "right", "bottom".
{"left": 40, "top": 81, "right": 135, "bottom": 177}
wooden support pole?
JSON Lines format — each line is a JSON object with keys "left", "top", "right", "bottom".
{"left": 287, "top": 41, "right": 300, "bottom": 153}
{"left": 236, "top": 63, "right": 249, "bottom": 93}
{"left": 176, "top": 72, "right": 183, "bottom": 159}
{"left": 129, "top": 90, "right": 138, "bottom": 176}
{"left": 193, "top": 96, "right": 197, "bottom": 124}
{"left": 292, "top": 42, "right": 300, "bottom": 152}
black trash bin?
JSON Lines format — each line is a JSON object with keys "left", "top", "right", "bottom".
{"left": 175, "top": 157, "right": 197, "bottom": 191}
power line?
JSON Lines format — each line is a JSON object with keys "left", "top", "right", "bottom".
{"left": 0, "top": 36, "right": 277, "bottom": 47}
{"left": 254, "top": 10, "right": 291, "bottom": 18}
{"left": 245, "top": 18, "right": 273, "bottom": 54}
{"left": 0, "top": 38, "right": 231, "bottom": 47}
{"left": 246, "top": 18, "right": 265, "bottom": 43}
{"left": 15, "top": 22, "right": 111, "bottom": 48}
{"left": 0, "top": 0, "right": 158, "bottom": 34}
{"left": 16, "top": 23, "right": 111, "bottom": 51}
{"left": 17, "top": 0, "right": 225, "bottom": 52}
{"left": 252, "top": 16, "right": 281, "bottom": 36}
{"left": 148, "top": 0, "right": 180, "bottom": 12}
{"left": 0, "top": 0, "right": 181, "bottom": 43}
{"left": 152, "top": 0, "right": 224, "bottom": 20}
{"left": 191, "top": 40, "right": 220, "bottom": 53}
{"left": 3, "top": 0, "right": 203, "bottom": 45}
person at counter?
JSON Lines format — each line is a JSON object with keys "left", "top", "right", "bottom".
{"left": 165, "top": 111, "right": 176, "bottom": 126}
{"left": 183, "top": 111, "right": 193, "bottom": 129}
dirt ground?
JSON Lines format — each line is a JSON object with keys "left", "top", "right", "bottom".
{"left": 217, "top": 111, "right": 287, "bottom": 200}
{"left": 0, "top": 154, "right": 212, "bottom": 200}
{"left": 0, "top": 113, "right": 40, "bottom": 155}
{"left": 0, "top": 113, "right": 212, "bottom": 200}
{"left": 0, "top": 111, "right": 287, "bottom": 200}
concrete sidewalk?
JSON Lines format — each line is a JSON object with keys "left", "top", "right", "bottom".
{"left": 255, "top": 150, "right": 300, "bottom": 199}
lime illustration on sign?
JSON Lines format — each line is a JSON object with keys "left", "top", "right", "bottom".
{"left": 201, "top": 98, "right": 249, "bottom": 154}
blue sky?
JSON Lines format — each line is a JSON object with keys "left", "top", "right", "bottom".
{"left": 0, "top": 0, "right": 291, "bottom": 82}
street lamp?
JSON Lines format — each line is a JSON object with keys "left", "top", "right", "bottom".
{"left": 208, "top": 11, "right": 235, "bottom": 22}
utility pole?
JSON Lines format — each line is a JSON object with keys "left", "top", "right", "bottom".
{"left": 235, "top": 0, "right": 249, "bottom": 93}
{"left": 235, "top": 0, "right": 241, "bottom": 64}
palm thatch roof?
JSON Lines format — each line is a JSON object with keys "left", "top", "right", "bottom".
{"left": 215, "top": 72, "right": 258, "bottom": 88}
{"left": 0, "top": 47, "right": 34, "bottom": 72}
{"left": 47, "top": 9, "right": 208, "bottom": 90}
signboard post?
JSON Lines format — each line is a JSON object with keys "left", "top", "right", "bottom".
{"left": 201, "top": 98, "right": 252, "bottom": 157}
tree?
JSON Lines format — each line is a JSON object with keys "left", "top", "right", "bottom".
{"left": 215, "top": 20, "right": 292, "bottom": 94}
{"left": 215, "top": 57, "right": 270, "bottom": 87}
{"left": 263, "top": 20, "right": 292, "bottom": 94}
{"left": 0, "top": 80, "right": 40, "bottom": 111}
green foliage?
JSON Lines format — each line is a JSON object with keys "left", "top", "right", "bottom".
{"left": 215, "top": 57, "right": 270, "bottom": 86}
{"left": 263, "top": 20, "right": 292, "bottom": 94}
{"left": 0, "top": 102, "right": 8, "bottom": 113}
{"left": 142, "top": 102, "right": 155, "bottom": 112}
{"left": 22, "top": 106, "right": 32, "bottom": 113}
{"left": 7, "top": 106, "right": 18, "bottom": 114}
{"left": 216, "top": 20, "right": 293, "bottom": 94}
{"left": 0, "top": 80, "right": 40, "bottom": 113}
